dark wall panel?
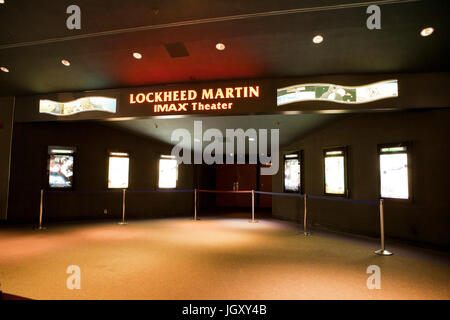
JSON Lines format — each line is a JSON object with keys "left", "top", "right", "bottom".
{"left": 0, "top": 97, "right": 15, "bottom": 220}
{"left": 272, "top": 109, "right": 450, "bottom": 248}
{"left": 8, "top": 121, "right": 194, "bottom": 223}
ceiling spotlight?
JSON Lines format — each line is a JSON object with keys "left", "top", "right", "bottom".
{"left": 420, "top": 27, "right": 434, "bottom": 37}
{"left": 313, "top": 35, "right": 324, "bottom": 44}
{"left": 0, "top": 0, "right": 4, "bottom": 4}
{"left": 61, "top": 59, "right": 70, "bottom": 66}
{"left": 216, "top": 43, "right": 226, "bottom": 51}
{"left": 133, "top": 52, "right": 142, "bottom": 59}
{"left": 0, "top": 66, "right": 9, "bottom": 73}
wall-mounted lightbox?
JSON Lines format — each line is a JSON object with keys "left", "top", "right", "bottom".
{"left": 277, "top": 80, "right": 398, "bottom": 106}
{"left": 48, "top": 146, "right": 76, "bottom": 189}
{"left": 39, "top": 96, "right": 117, "bottom": 116}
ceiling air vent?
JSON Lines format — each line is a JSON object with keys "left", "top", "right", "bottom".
{"left": 164, "top": 42, "right": 189, "bottom": 58}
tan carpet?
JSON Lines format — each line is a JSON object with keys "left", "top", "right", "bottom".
{"left": 0, "top": 217, "right": 448, "bottom": 300}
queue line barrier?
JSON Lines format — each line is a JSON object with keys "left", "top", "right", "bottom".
{"left": 38, "top": 188, "right": 392, "bottom": 256}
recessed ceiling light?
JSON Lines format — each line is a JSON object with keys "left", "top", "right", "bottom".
{"left": 0, "top": 0, "right": 5, "bottom": 4}
{"left": 133, "top": 52, "right": 142, "bottom": 59}
{"left": 420, "top": 27, "right": 434, "bottom": 37}
{"left": 313, "top": 35, "right": 324, "bottom": 44}
{"left": 0, "top": 66, "right": 9, "bottom": 73}
{"left": 61, "top": 59, "right": 70, "bottom": 66}
{"left": 216, "top": 43, "right": 226, "bottom": 51}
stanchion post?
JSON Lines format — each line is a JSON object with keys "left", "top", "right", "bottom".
{"left": 249, "top": 190, "right": 258, "bottom": 223}
{"left": 36, "top": 189, "right": 47, "bottom": 230}
{"left": 194, "top": 189, "right": 198, "bottom": 221}
{"left": 118, "top": 189, "right": 128, "bottom": 225}
{"left": 303, "top": 194, "right": 310, "bottom": 236}
{"left": 374, "top": 199, "right": 392, "bottom": 256}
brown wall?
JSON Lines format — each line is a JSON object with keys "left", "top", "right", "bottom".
{"left": 272, "top": 108, "right": 450, "bottom": 248}
{"left": 215, "top": 164, "right": 257, "bottom": 208}
{"left": 8, "top": 121, "right": 194, "bottom": 223}
{"left": 0, "top": 97, "right": 15, "bottom": 220}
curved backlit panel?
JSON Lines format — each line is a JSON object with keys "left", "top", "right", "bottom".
{"left": 277, "top": 80, "right": 398, "bottom": 106}
{"left": 39, "top": 96, "right": 117, "bottom": 116}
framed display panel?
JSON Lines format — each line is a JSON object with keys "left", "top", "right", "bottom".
{"left": 158, "top": 155, "right": 178, "bottom": 189}
{"left": 323, "top": 147, "right": 348, "bottom": 196}
{"left": 283, "top": 151, "right": 303, "bottom": 193}
{"left": 378, "top": 142, "right": 411, "bottom": 200}
{"left": 108, "top": 152, "right": 130, "bottom": 189}
{"left": 47, "top": 146, "right": 76, "bottom": 189}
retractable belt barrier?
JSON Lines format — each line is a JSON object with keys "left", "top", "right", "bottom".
{"left": 197, "top": 190, "right": 252, "bottom": 193}
{"left": 38, "top": 188, "right": 392, "bottom": 256}
{"left": 45, "top": 189, "right": 122, "bottom": 194}
{"left": 307, "top": 194, "right": 378, "bottom": 205}
{"left": 253, "top": 190, "right": 391, "bottom": 255}
{"left": 39, "top": 189, "right": 194, "bottom": 227}
{"left": 196, "top": 189, "right": 257, "bottom": 223}
{"left": 126, "top": 189, "right": 194, "bottom": 193}
{"left": 254, "top": 191, "right": 304, "bottom": 198}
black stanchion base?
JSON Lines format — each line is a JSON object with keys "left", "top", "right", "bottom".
{"left": 35, "top": 226, "right": 47, "bottom": 231}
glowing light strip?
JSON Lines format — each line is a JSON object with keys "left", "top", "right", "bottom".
{"left": 381, "top": 146, "right": 406, "bottom": 153}
{"left": 326, "top": 151, "right": 343, "bottom": 156}
{"left": 110, "top": 152, "right": 129, "bottom": 157}
{"left": 277, "top": 80, "right": 398, "bottom": 106}
{"left": 50, "top": 149, "right": 75, "bottom": 154}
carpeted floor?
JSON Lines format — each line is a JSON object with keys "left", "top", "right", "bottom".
{"left": 0, "top": 216, "right": 449, "bottom": 300}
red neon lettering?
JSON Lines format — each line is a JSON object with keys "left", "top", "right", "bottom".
{"left": 178, "top": 103, "right": 188, "bottom": 111}
{"left": 154, "top": 92, "right": 163, "bottom": 102}
{"left": 154, "top": 104, "right": 169, "bottom": 112}
{"left": 201, "top": 89, "right": 214, "bottom": 100}
{"left": 163, "top": 91, "right": 172, "bottom": 102}
{"left": 225, "top": 88, "right": 234, "bottom": 98}
{"left": 188, "top": 90, "right": 197, "bottom": 100}
{"left": 214, "top": 88, "right": 225, "bottom": 99}
{"left": 249, "top": 86, "right": 259, "bottom": 97}
{"left": 136, "top": 93, "right": 145, "bottom": 103}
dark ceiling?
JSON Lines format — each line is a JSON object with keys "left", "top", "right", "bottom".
{"left": 0, "top": 0, "right": 449, "bottom": 97}
{"left": 104, "top": 113, "right": 344, "bottom": 151}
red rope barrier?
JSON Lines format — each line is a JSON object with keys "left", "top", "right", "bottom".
{"left": 197, "top": 189, "right": 253, "bottom": 194}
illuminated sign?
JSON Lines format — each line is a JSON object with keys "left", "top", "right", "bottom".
{"left": 39, "top": 97, "right": 117, "bottom": 116}
{"left": 277, "top": 80, "right": 398, "bottom": 106}
{"left": 129, "top": 86, "right": 260, "bottom": 113}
